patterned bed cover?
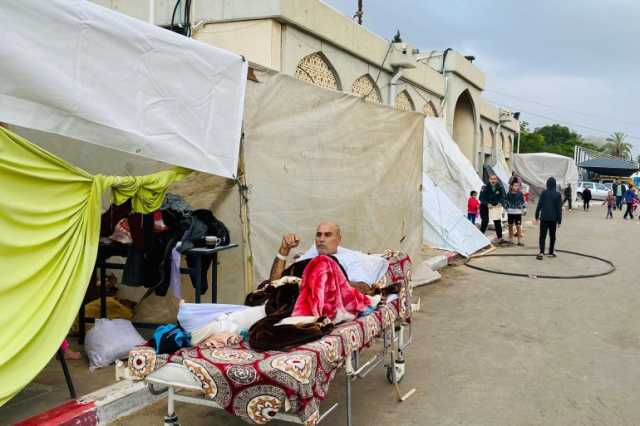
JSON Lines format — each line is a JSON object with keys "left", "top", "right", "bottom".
{"left": 126, "top": 252, "right": 411, "bottom": 425}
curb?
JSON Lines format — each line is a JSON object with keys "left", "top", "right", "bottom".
{"left": 14, "top": 380, "right": 164, "bottom": 426}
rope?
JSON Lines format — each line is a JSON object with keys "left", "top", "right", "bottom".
{"left": 464, "top": 249, "right": 615, "bottom": 279}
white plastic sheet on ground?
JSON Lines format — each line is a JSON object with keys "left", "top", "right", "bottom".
{"left": 0, "top": 0, "right": 247, "bottom": 178}
{"left": 513, "top": 153, "right": 579, "bottom": 201}
{"left": 422, "top": 174, "right": 490, "bottom": 257}
{"left": 423, "top": 117, "right": 484, "bottom": 212}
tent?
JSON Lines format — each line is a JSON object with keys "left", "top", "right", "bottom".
{"left": 513, "top": 153, "right": 579, "bottom": 201}
{"left": 577, "top": 157, "right": 639, "bottom": 177}
{"left": 421, "top": 174, "right": 490, "bottom": 257}
{"left": 0, "top": 2, "right": 425, "bottom": 403}
{"left": 421, "top": 117, "right": 488, "bottom": 256}
{"left": 423, "top": 117, "right": 484, "bottom": 212}
{"left": 0, "top": 0, "right": 247, "bottom": 405}
{"left": 0, "top": 0, "right": 247, "bottom": 178}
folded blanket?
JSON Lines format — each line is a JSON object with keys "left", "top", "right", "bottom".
{"left": 292, "top": 255, "right": 373, "bottom": 323}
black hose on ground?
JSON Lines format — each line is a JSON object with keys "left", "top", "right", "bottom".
{"left": 464, "top": 249, "right": 615, "bottom": 279}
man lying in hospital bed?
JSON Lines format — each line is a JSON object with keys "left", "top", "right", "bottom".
{"left": 123, "top": 221, "right": 412, "bottom": 425}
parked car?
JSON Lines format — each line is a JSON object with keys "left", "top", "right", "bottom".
{"left": 577, "top": 181, "right": 609, "bottom": 201}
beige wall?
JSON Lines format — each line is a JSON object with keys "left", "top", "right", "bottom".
{"left": 195, "top": 20, "right": 282, "bottom": 70}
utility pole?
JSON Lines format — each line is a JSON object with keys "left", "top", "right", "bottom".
{"left": 354, "top": 0, "right": 363, "bottom": 24}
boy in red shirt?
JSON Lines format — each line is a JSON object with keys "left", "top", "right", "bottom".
{"left": 468, "top": 190, "right": 480, "bottom": 224}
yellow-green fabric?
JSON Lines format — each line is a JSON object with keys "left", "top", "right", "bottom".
{"left": 0, "top": 128, "right": 189, "bottom": 405}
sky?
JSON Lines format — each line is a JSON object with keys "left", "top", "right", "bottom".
{"left": 323, "top": 0, "right": 640, "bottom": 153}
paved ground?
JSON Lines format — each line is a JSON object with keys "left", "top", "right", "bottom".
{"left": 114, "top": 204, "right": 640, "bottom": 426}
{"left": 5, "top": 204, "right": 640, "bottom": 425}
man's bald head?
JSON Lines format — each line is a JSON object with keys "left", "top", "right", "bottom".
{"left": 315, "top": 221, "right": 342, "bottom": 255}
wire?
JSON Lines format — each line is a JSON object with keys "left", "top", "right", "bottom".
{"left": 486, "top": 88, "right": 640, "bottom": 128}
{"left": 486, "top": 99, "right": 640, "bottom": 141}
{"left": 365, "top": 42, "right": 393, "bottom": 99}
{"left": 464, "top": 249, "right": 615, "bottom": 279}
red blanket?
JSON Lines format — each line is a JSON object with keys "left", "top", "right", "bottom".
{"left": 292, "top": 255, "right": 372, "bottom": 321}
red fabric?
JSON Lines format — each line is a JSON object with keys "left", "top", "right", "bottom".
{"left": 292, "top": 255, "right": 371, "bottom": 320}
{"left": 467, "top": 197, "right": 480, "bottom": 214}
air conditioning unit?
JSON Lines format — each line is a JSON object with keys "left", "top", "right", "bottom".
{"left": 389, "top": 42, "right": 417, "bottom": 69}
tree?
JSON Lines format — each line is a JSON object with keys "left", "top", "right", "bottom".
{"left": 518, "top": 122, "right": 602, "bottom": 158}
{"left": 603, "top": 132, "right": 632, "bottom": 159}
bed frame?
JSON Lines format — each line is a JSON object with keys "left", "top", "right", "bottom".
{"left": 146, "top": 319, "right": 415, "bottom": 426}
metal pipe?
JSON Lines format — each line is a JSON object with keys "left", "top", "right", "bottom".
{"left": 148, "top": 0, "right": 155, "bottom": 24}
{"left": 389, "top": 69, "right": 403, "bottom": 107}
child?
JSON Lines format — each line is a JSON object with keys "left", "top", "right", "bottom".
{"left": 467, "top": 190, "right": 480, "bottom": 224}
{"left": 603, "top": 190, "right": 615, "bottom": 219}
{"left": 505, "top": 181, "right": 526, "bottom": 246}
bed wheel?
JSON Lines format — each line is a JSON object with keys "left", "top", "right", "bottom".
{"left": 164, "top": 414, "right": 179, "bottom": 426}
{"left": 386, "top": 360, "right": 405, "bottom": 384}
{"left": 148, "top": 382, "right": 169, "bottom": 395}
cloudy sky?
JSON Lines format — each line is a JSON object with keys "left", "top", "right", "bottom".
{"left": 324, "top": 0, "right": 640, "bottom": 152}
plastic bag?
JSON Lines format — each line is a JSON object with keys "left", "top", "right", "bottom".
{"left": 85, "top": 318, "right": 146, "bottom": 370}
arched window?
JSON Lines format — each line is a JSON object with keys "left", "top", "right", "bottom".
{"left": 394, "top": 90, "right": 415, "bottom": 112}
{"left": 351, "top": 74, "right": 382, "bottom": 103}
{"left": 423, "top": 101, "right": 439, "bottom": 117}
{"left": 295, "top": 52, "right": 340, "bottom": 91}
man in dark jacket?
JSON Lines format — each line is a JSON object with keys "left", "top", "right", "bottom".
{"left": 613, "top": 181, "right": 625, "bottom": 210}
{"left": 535, "top": 177, "right": 562, "bottom": 260}
{"left": 479, "top": 174, "right": 507, "bottom": 241}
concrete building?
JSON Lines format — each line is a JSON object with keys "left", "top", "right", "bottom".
{"left": 92, "top": 0, "right": 519, "bottom": 170}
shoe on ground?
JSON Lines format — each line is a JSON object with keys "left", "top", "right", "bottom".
{"left": 517, "top": 242, "right": 525, "bottom": 246}
{"left": 547, "top": 253, "right": 557, "bottom": 258}
{"left": 536, "top": 254, "right": 544, "bottom": 260}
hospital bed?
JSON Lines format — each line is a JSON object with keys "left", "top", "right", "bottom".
{"left": 119, "top": 251, "right": 416, "bottom": 426}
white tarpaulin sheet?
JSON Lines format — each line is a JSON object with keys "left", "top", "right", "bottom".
{"left": 243, "top": 72, "right": 424, "bottom": 283}
{"left": 422, "top": 174, "right": 490, "bottom": 257}
{"left": 513, "top": 153, "right": 579, "bottom": 201}
{"left": 0, "top": 0, "right": 247, "bottom": 178}
{"left": 423, "top": 117, "right": 484, "bottom": 211}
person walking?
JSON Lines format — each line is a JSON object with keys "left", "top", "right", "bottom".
{"left": 603, "top": 190, "right": 615, "bottom": 219}
{"left": 505, "top": 181, "right": 526, "bottom": 246}
{"left": 480, "top": 174, "right": 507, "bottom": 242}
{"left": 623, "top": 185, "right": 636, "bottom": 219}
{"left": 562, "top": 183, "right": 573, "bottom": 211}
{"left": 467, "top": 190, "right": 480, "bottom": 224}
{"left": 613, "top": 181, "right": 625, "bottom": 210}
{"left": 582, "top": 186, "right": 592, "bottom": 211}
{"left": 535, "top": 177, "right": 562, "bottom": 260}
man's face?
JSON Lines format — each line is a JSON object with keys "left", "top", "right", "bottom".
{"left": 315, "top": 223, "right": 341, "bottom": 255}
{"left": 512, "top": 182, "right": 520, "bottom": 192}
{"left": 489, "top": 175, "right": 498, "bottom": 186}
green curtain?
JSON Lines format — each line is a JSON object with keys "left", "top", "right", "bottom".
{"left": 0, "top": 128, "right": 190, "bottom": 405}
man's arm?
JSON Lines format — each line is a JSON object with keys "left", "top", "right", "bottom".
{"left": 269, "top": 233, "right": 300, "bottom": 281}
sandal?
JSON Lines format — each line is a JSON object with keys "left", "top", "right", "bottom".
{"left": 536, "top": 254, "right": 543, "bottom": 260}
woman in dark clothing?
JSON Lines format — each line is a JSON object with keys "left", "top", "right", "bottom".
{"left": 479, "top": 174, "right": 507, "bottom": 241}
{"left": 535, "top": 177, "right": 562, "bottom": 260}
{"left": 582, "top": 187, "right": 592, "bottom": 211}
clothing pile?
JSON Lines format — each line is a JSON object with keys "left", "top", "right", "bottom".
{"left": 100, "top": 193, "right": 229, "bottom": 296}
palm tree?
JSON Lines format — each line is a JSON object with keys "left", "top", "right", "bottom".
{"left": 604, "top": 132, "right": 632, "bottom": 159}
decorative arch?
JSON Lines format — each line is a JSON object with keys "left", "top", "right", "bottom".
{"left": 351, "top": 74, "right": 382, "bottom": 103}
{"left": 423, "top": 100, "right": 439, "bottom": 117}
{"left": 500, "top": 132, "right": 506, "bottom": 153}
{"left": 452, "top": 89, "right": 477, "bottom": 162}
{"left": 507, "top": 134, "right": 514, "bottom": 155}
{"left": 394, "top": 90, "right": 415, "bottom": 112}
{"left": 295, "top": 52, "right": 341, "bottom": 91}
